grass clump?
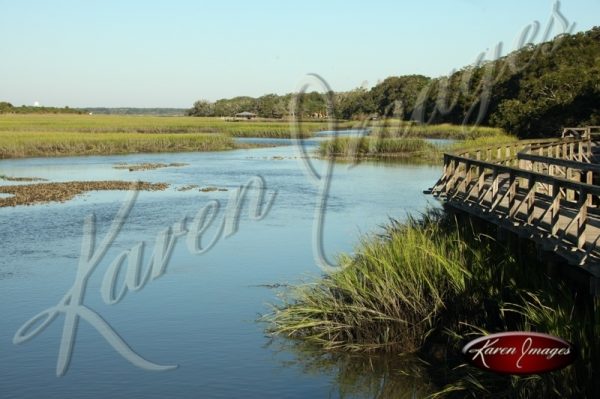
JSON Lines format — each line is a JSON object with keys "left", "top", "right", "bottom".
{"left": 267, "top": 211, "right": 478, "bottom": 352}
{"left": 367, "top": 121, "right": 507, "bottom": 140}
{"left": 266, "top": 210, "right": 600, "bottom": 397}
{"left": 319, "top": 137, "right": 439, "bottom": 160}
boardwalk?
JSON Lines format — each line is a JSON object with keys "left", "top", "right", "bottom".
{"left": 428, "top": 127, "right": 600, "bottom": 294}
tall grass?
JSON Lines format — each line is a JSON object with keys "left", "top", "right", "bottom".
{"left": 266, "top": 210, "right": 599, "bottom": 397}
{"left": 342, "top": 119, "right": 507, "bottom": 140}
{"left": 0, "top": 131, "right": 235, "bottom": 158}
{"left": 267, "top": 210, "right": 480, "bottom": 352}
{"left": 319, "top": 137, "right": 439, "bottom": 159}
{"left": 0, "top": 114, "right": 329, "bottom": 138}
{"left": 449, "top": 134, "right": 519, "bottom": 154}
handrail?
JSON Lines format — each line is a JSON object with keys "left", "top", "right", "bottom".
{"left": 430, "top": 126, "right": 600, "bottom": 269}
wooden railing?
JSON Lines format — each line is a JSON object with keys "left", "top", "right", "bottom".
{"left": 430, "top": 127, "right": 600, "bottom": 267}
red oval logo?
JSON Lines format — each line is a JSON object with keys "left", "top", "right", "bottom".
{"left": 462, "top": 332, "right": 576, "bottom": 374}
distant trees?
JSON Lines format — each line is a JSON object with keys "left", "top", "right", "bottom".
{"left": 188, "top": 100, "right": 214, "bottom": 116}
{"left": 189, "top": 27, "right": 599, "bottom": 137}
{"left": 488, "top": 27, "right": 600, "bottom": 137}
{"left": 188, "top": 92, "right": 327, "bottom": 119}
{"left": 0, "top": 102, "right": 83, "bottom": 114}
{"left": 0, "top": 102, "right": 14, "bottom": 113}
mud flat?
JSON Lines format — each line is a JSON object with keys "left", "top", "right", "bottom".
{"left": 0, "top": 181, "right": 168, "bottom": 207}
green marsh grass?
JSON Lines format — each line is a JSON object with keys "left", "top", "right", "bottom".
{"left": 0, "top": 114, "right": 329, "bottom": 138}
{"left": 0, "top": 131, "right": 235, "bottom": 158}
{"left": 344, "top": 119, "right": 507, "bottom": 140}
{"left": 266, "top": 210, "right": 599, "bottom": 397}
{"left": 266, "top": 210, "right": 479, "bottom": 352}
{"left": 319, "top": 137, "right": 439, "bottom": 160}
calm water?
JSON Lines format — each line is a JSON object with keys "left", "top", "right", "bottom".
{"left": 0, "top": 138, "right": 441, "bottom": 398}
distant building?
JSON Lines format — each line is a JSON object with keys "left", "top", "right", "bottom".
{"left": 235, "top": 111, "right": 257, "bottom": 120}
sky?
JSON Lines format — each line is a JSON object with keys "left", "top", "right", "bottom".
{"left": 0, "top": 0, "right": 598, "bottom": 108}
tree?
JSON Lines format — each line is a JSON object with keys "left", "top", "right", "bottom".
{"left": 188, "top": 100, "right": 214, "bottom": 117}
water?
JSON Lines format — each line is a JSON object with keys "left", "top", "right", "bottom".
{"left": 0, "top": 138, "right": 441, "bottom": 398}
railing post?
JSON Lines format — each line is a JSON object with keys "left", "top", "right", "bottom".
{"left": 577, "top": 192, "right": 588, "bottom": 249}
{"left": 462, "top": 161, "right": 471, "bottom": 194}
{"left": 550, "top": 186, "right": 561, "bottom": 236}
{"left": 446, "top": 158, "right": 456, "bottom": 192}
{"left": 477, "top": 165, "right": 485, "bottom": 196}
{"left": 566, "top": 167, "right": 575, "bottom": 201}
{"left": 508, "top": 171, "right": 517, "bottom": 217}
{"left": 587, "top": 170, "right": 593, "bottom": 205}
{"left": 527, "top": 175, "right": 536, "bottom": 224}
{"left": 491, "top": 168, "right": 498, "bottom": 204}
{"left": 569, "top": 142, "right": 574, "bottom": 160}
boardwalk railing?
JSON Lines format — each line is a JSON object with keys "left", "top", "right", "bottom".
{"left": 430, "top": 127, "right": 600, "bottom": 270}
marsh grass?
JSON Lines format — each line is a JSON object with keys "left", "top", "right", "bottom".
{"left": 266, "top": 210, "right": 481, "bottom": 352}
{"left": 0, "top": 131, "right": 235, "bottom": 158}
{"left": 346, "top": 120, "right": 506, "bottom": 140}
{"left": 0, "top": 114, "right": 329, "bottom": 138}
{"left": 266, "top": 209, "right": 599, "bottom": 397}
{"left": 319, "top": 137, "right": 440, "bottom": 160}
{"left": 0, "top": 114, "right": 339, "bottom": 158}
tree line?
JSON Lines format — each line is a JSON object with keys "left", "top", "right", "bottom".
{"left": 190, "top": 27, "right": 599, "bottom": 138}
{"left": 0, "top": 102, "right": 84, "bottom": 115}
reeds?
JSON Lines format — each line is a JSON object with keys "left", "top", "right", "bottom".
{"left": 0, "top": 132, "right": 235, "bottom": 158}
{"left": 343, "top": 120, "right": 506, "bottom": 140}
{"left": 266, "top": 211, "right": 478, "bottom": 352}
{"left": 319, "top": 137, "right": 439, "bottom": 159}
{"left": 0, "top": 114, "right": 329, "bottom": 138}
{"left": 266, "top": 209, "right": 599, "bottom": 397}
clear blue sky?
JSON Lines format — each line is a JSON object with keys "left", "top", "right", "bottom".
{"left": 0, "top": 0, "right": 598, "bottom": 108}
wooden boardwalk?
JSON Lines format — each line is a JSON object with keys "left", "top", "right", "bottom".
{"left": 428, "top": 127, "right": 600, "bottom": 294}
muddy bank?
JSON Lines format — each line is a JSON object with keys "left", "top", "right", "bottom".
{"left": 0, "top": 181, "right": 168, "bottom": 207}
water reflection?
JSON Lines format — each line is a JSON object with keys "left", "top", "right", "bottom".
{"left": 268, "top": 338, "right": 436, "bottom": 399}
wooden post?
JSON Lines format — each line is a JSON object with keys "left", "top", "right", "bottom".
{"left": 548, "top": 163, "right": 554, "bottom": 196}
{"left": 569, "top": 142, "right": 574, "bottom": 160}
{"left": 508, "top": 171, "right": 517, "bottom": 219}
{"left": 550, "top": 186, "right": 561, "bottom": 236}
{"left": 587, "top": 170, "right": 593, "bottom": 205}
{"left": 491, "top": 168, "right": 499, "bottom": 204}
{"left": 577, "top": 193, "right": 588, "bottom": 249}
{"left": 446, "top": 159, "right": 456, "bottom": 192}
{"left": 566, "top": 167, "right": 575, "bottom": 201}
{"left": 526, "top": 176, "right": 536, "bottom": 224}
{"left": 462, "top": 161, "right": 472, "bottom": 193}
{"left": 477, "top": 166, "right": 485, "bottom": 197}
